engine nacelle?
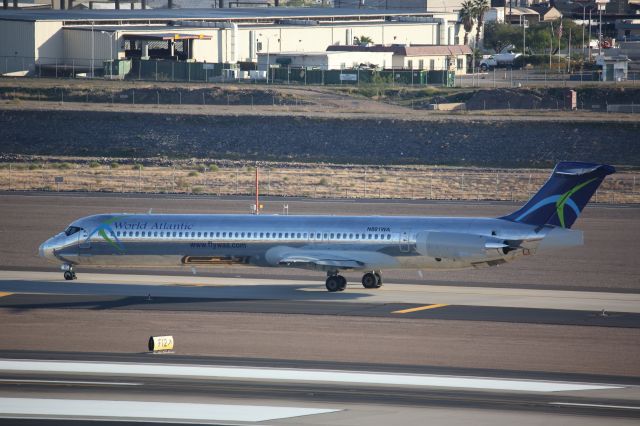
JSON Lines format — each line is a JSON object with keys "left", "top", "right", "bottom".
{"left": 416, "top": 231, "right": 504, "bottom": 260}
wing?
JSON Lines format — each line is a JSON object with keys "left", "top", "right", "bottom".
{"left": 266, "top": 248, "right": 399, "bottom": 272}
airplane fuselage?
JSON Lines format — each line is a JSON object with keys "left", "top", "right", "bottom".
{"left": 40, "top": 213, "right": 561, "bottom": 272}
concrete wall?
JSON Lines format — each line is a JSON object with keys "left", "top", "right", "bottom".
{"left": 34, "top": 20, "right": 64, "bottom": 65}
{"left": 0, "top": 20, "right": 36, "bottom": 73}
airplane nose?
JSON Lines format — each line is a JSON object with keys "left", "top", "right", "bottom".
{"left": 39, "top": 239, "right": 56, "bottom": 262}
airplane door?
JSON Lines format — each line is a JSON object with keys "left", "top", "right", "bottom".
{"left": 400, "top": 231, "right": 410, "bottom": 252}
{"left": 78, "top": 228, "right": 91, "bottom": 253}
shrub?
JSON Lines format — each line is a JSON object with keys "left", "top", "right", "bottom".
{"left": 89, "top": 161, "right": 100, "bottom": 168}
{"left": 209, "top": 164, "right": 219, "bottom": 172}
{"left": 110, "top": 162, "right": 119, "bottom": 169}
{"left": 318, "top": 177, "right": 328, "bottom": 186}
{"left": 188, "top": 171, "right": 199, "bottom": 177}
{"left": 132, "top": 164, "right": 143, "bottom": 171}
{"left": 57, "top": 162, "right": 72, "bottom": 170}
{"left": 192, "top": 186, "right": 205, "bottom": 194}
{"left": 28, "top": 163, "right": 41, "bottom": 170}
{"left": 197, "top": 165, "right": 208, "bottom": 173}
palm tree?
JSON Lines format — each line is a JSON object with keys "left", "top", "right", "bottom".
{"left": 473, "top": 0, "right": 490, "bottom": 51}
{"left": 459, "top": 0, "right": 475, "bottom": 46}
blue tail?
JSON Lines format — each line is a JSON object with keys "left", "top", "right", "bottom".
{"left": 501, "top": 162, "right": 615, "bottom": 229}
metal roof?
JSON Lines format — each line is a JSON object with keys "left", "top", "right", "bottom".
{"left": 0, "top": 7, "right": 434, "bottom": 22}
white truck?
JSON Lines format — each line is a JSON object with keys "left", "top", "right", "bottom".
{"left": 479, "top": 47, "right": 522, "bottom": 71}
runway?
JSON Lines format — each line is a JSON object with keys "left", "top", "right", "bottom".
{"left": 0, "top": 353, "right": 639, "bottom": 425}
{"left": 0, "top": 193, "right": 638, "bottom": 424}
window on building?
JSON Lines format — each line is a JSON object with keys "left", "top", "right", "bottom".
{"left": 457, "top": 58, "right": 463, "bottom": 70}
{"left": 430, "top": 59, "right": 435, "bottom": 70}
{"left": 419, "top": 59, "right": 424, "bottom": 69}
{"left": 407, "top": 60, "right": 413, "bottom": 70}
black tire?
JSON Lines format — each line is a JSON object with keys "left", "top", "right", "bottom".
{"left": 64, "top": 271, "right": 74, "bottom": 281}
{"left": 337, "top": 275, "right": 347, "bottom": 291}
{"left": 373, "top": 272, "right": 383, "bottom": 288}
{"left": 326, "top": 276, "right": 341, "bottom": 292}
{"left": 480, "top": 64, "right": 488, "bottom": 72}
{"left": 362, "top": 272, "right": 377, "bottom": 289}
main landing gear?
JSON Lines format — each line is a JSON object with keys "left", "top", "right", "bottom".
{"left": 62, "top": 265, "right": 77, "bottom": 280}
{"left": 325, "top": 271, "right": 383, "bottom": 292}
{"left": 362, "top": 271, "right": 382, "bottom": 289}
{"left": 325, "top": 272, "right": 347, "bottom": 292}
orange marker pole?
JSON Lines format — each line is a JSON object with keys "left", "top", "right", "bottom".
{"left": 255, "top": 166, "right": 259, "bottom": 215}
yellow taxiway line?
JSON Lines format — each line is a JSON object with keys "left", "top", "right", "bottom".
{"left": 0, "top": 292, "right": 13, "bottom": 298}
{"left": 392, "top": 303, "right": 448, "bottom": 314}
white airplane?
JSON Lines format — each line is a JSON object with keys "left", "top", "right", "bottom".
{"left": 39, "top": 162, "right": 615, "bottom": 292}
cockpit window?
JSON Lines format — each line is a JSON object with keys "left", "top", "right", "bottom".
{"left": 64, "top": 226, "right": 82, "bottom": 236}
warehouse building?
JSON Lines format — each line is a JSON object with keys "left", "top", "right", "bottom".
{"left": 0, "top": 7, "right": 468, "bottom": 75}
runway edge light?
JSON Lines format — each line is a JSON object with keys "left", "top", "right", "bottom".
{"left": 148, "top": 335, "right": 174, "bottom": 352}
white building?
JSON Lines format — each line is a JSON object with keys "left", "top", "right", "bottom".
{"left": 257, "top": 50, "right": 393, "bottom": 70}
{"left": 0, "top": 8, "right": 466, "bottom": 74}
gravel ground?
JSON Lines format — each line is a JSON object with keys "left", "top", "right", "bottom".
{"left": 1, "top": 106, "right": 638, "bottom": 167}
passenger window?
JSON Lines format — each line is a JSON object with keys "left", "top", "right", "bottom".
{"left": 172, "top": 232, "right": 176, "bottom": 237}
{"left": 330, "top": 233, "right": 335, "bottom": 239}
{"left": 116, "top": 231, "right": 121, "bottom": 237}
{"left": 266, "top": 232, "right": 270, "bottom": 238}
{"left": 368, "top": 234, "right": 372, "bottom": 240}
{"left": 324, "top": 233, "right": 328, "bottom": 239}
{"left": 216, "top": 232, "right": 220, "bottom": 238}
{"left": 154, "top": 231, "right": 158, "bottom": 237}
{"left": 374, "top": 234, "right": 378, "bottom": 240}
{"left": 387, "top": 234, "right": 391, "bottom": 240}
{"left": 160, "top": 232, "right": 164, "bottom": 237}
{"left": 349, "top": 233, "right": 353, "bottom": 239}
{"left": 260, "top": 232, "right": 264, "bottom": 238}
{"left": 355, "top": 234, "right": 359, "bottom": 239}
{"left": 317, "top": 233, "right": 321, "bottom": 239}
{"left": 336, "top": 234, "right": 340, "bottom": 239}
{"left": 297, "top": 233, "right": 301, "bottom": 238}
{"left": 178, "top": 232, "right": 182, "bottom": 237}
{"left": 129, "top": 231, "right": 133, "bottom": 237}
{"left": 285, "top": 233, "right": 289, "bottom": 238}
{"left": 278, "top": 233, "right": 282, "bottom": 238}
{"left": 303, "top": 233, "right": 307, "bottom": 238}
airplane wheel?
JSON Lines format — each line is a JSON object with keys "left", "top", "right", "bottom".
{"left": 337, "top": 275, "right": 347, "bottom": 291}
{"left": 373, "top": 272, "right": 383, "bottom": 288}
{"left": 64, "top": 271, "right": 74, "bottom": 281}
{"left": 362, "top": 272, "right": 378, "bottom": 289}
{"left": 326, "top": 276, "right": 341, "bottom": 292}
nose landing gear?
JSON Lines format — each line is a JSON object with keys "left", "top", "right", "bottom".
{"left": 62, "top": 265, "right": 77, "bottom": 280}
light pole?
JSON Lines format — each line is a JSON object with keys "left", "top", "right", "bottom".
{"left": 522, "top": 19, "right": 528, "bottom": 57}
{"left": 91, "top": 21, "right": 94, "bottom": 77}
{"left": 100, "top": 31, "right": 116, "bottom": 79}
{"left": 596, "top": 0, "right": 609, "bottom": 52}
{"left": 259, "top": 33, "right": 276, "bottom": 84}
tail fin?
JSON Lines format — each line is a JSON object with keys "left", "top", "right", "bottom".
{"left": 501, "top": 162, "right": 615, "bottom": 229}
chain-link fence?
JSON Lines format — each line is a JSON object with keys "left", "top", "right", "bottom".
{"left": 0, "top": 163, "right": 637, "bottom": 204}
{"left": 7, "top": 55, "right": 638, "bottom": 89}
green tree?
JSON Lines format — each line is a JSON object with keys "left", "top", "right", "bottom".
{"left": 473, "top": 0, "right": 490, "bottom": 50}
{"left": 354, "top": 35, "right": 374, "bottom": 46}
{"left": 459, "top": 0, "right": 475, "bottom": 45}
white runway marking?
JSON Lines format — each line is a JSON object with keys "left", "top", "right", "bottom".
{"left": 0, "top": 359, "right": 621, "bottom": 393}
{"left": 0, "top": 379, "right": 142, "bottom": 386}
{"left": 0, "top": 397, "right": 340, "bottom": 423}
{"left": 551, "top": 402, "right": 640, "bottom": 411}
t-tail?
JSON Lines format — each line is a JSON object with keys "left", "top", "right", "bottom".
{"left": 501, "top": 162, "right": 616, "bottom": 229}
